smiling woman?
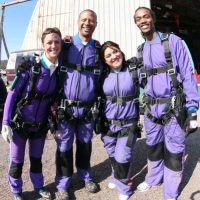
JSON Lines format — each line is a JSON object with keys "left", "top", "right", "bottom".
{"left": 2, "top": 27, "right": 62, "bottom": 200}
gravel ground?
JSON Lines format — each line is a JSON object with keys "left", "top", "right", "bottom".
{"left": 0, "top": 114, "right": 200, "bottom": 200}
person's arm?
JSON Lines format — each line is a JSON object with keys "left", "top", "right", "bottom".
{"left": 2, "top": 71, "right": 29, "bottom": 125}
{"left": 170, "top": 35, "right": 199, "bottom": 110}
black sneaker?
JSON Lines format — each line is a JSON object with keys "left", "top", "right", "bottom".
{"left": 56, "top": 191, "right": 69, "bottom": 200}
{"left": 85, "top": 181, "right": 100, "bottom": 193}
{"left": 13, "top": 193, "right": 24, "bottom": 200}
{"left": 35, "top": 187, "right": 52, "bottom": 199}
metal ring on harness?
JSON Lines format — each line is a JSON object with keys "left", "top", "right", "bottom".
{"left": 60, "top": 66, "right": 68, "bottom": 72}
{"left": 140, "top": 72, "right": 146, "bottom": 79}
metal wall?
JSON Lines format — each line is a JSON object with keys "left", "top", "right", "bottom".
{"left": 22, "top": 0, "right": 150, "bottom": 58}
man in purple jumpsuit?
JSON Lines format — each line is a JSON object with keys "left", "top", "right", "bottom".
{"left": 1, "top": 27, "right": 62, "bottom": 200}
{"left": 55, "top": 10, "right": 100, "bottom": 200}
{"left": 133, "top": 7, "right": 199, "bottom": 200}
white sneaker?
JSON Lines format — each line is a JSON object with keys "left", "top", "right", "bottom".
{"left": 167, "top": 199, "right": 176, "bottom": 200}
{"left": 119, "top": 194, "right": 129, "bottom": 200}
{"left": 108, "top": 182, "right": 116, "bottom": 189}
{"left": 137, "top": 182, "right": 151, "bottom": 192}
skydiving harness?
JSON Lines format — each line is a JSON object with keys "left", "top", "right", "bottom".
{"left": 100, "top": 59, "right": 142, "bottom": 147}
{"left": 9, "top": 54, "right": 53, "bottom": 139}
{"left": 138, "top": 33, "right": 186, "bottom": 126}
{"left": 57, "top": 35, "right": 101, "bottom": 123}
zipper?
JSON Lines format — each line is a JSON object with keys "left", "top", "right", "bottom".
{"left": 114, "top": 73, "right": 120, "bottom": 119}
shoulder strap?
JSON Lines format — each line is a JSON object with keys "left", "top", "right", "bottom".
{"left": 160, "top": 32, "right": 181, "bottom": 90}
{"left": 127, "top": 57, "right": 139, "bottom": 97}
{"left": 137, "top": 43, "right": 145, "bottom": 69}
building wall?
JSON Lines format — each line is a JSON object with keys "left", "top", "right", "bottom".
{"left": 22, "top": 0, "right": 150, "bottom": 58}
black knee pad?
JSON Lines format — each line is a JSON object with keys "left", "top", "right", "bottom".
{"left": 76, "top": 140, "right": 91, "bottom": 169}
{"left": 30, "top": 156, "right": 42, "bottom": 173}
{"left": 9, "top": 161, "right": 23, "bottom": 179}
{"left": 164, "top": 147, "right": 183, "bottom": 171}
{"left": 114, "top": 161, "right": 130, "bottom": 180}
{"left": 147, "top": 141, "right": 164, "bottom": 161}
{"left": 56, "top": 148, "right": 73, "bottom": 176}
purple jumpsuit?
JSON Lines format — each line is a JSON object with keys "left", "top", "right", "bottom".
{"left": 139, "top": 32, "right": 199, "bottom": 199}
{"left": 3, "top": 54, "right": 58, "bottom": 194}
{"left": 101, "top": 66, "right": 139, "bottom": 197}
{"left": 55, "top": 34, "right": 101, "bottom": 191}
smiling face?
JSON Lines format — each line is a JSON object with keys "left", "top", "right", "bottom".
{"left": 104, "top": 46, "right": 123, "bottom": 69}
{"left": 134, "top": 8, "right": 155, "bottom": 37}
{"left": 43, "top": 33, "right": 61, "bottom": 63}
{"left": 78, "top": 10, "right": 97, "bottom": 42}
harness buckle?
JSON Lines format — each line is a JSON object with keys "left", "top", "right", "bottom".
{"left": 32, "top": 67, "right": 40, "bottom": 75}
{"left": 168, "top": 68, "right": 175, "bottom": 75}
{"left": 58, "top": 99, "right": 66, "bottom": 110}
{"left": 94, "top": 69, "right": 100, "bottom": 75}
{"left": 60, "top": 66, "right": 67, "bottom": 72}
{"left": 171, "top": 96, "right": 176, "bottom": 108}
{"left": 76, "top": 64, "right": 82, "bottom": 71}
{"left": 151, "top": 68, "right": 158, "bottom": 75}
{"left": 66, "top": 99, "right": 73, "bottom": 106}
{"left": 129, "top": 64, "right": 137, "bottom": 70}
{"left": 140, "top": 73, "right": 146, "bottom": 79}
{"left": 116, "top": 97, "right": 123, "bottom": 104}
{"left": 151, "top": 98, "right": 160, "bottom": 105}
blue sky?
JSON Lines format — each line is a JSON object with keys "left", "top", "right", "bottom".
{"left": 0, "top": 0, "right": 37, "bottom": 60}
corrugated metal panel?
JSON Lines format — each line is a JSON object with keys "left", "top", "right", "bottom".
{"left": 22, "top": 0, "right": 150, "bottom": 58}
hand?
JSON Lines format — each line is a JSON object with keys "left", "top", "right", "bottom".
{"left": 1, "top": 125, "right": 13, "bottom": 143}
{"left": 185, "top": 112, "right": 198, "bottom": 135}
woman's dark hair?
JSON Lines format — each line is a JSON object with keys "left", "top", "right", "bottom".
{"left": 134, "top": 7, "right": 156, "bottom": 23}
{"left": 41, "top": 27, "right": 62, "bottom": 44}
{"left": 100, "top": 41, "right": 126, "bottom": 68}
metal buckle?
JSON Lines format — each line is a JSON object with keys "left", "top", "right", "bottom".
{"left": 129, "top": 64, "right": 136, "bottom": 70}
{"left": 171, "top": 96, "right": 176, "bottom": 108}
{"left": 151, "top": 98, "right": 160, "bottom": 105}
{"left": 94, "top": 69, "right": 100, "bottom": 75}
{"left": 116, "top": 97, "right": 123, "bottom": 104}
{"left": 140, "top": 73, "right": 146, "bottom": 79}
{"left": 60, "top": 66, "right": 67, "bottom": 72}
{"left": 32, "top": 67, "right": 40, "bottom": 74}
{"left": 151, "top": 68, "right": 157, "bottom": 75}
{"left": 76, "top": 64, "right": 82, "bottom": 71}
{"left": 168, "top": 68, "right": 175, "bottom": 75}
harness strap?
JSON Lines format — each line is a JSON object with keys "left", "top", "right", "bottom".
{"left": 104, "top": 118, "right": 135, "bottom": 127}
{"left": 102, "top": 118, "right": 139, "bottom": 147}
{"left": 103, "top": 95, "right": 139, "bottom": 104}
{"left": 25, "top": 55, "right": 40, "bottom": 104}
{"left": 146, "top": 106, "right": 174, "bottom": 125}
{"left": 59, "top": 98, "right": 95, "bottom": 108}
{"left": 9, "top": 114, "right": 47, "bottom": 131}
{"left": 67, "top": 63, "right": 100, "bottom": 73}
{"left": 143, "top": 96, "right": 173, "bottom": 105}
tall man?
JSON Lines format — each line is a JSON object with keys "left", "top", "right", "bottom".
{"left": 55, "top": 9, "right": 100, "bottom": 200}
{"left": 134, "top": 7, "right": 199, "bottom": 200}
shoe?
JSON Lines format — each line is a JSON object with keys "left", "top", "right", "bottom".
{"left": 13, "top": 193, "right": 24, "bottom": 200}
{"left": 108, "top": 182, "right": 116, "bottom": 189}
{"left": 137, "top": 182, "right": 151, "bottom": 192}
{"left": 85, "top": 181, "right": 99, "bottom": 193}
{"left": 119, "top": 194, "right": 129, "bottom": 200}
{"left": 56, "top": 191, "right": 69, "bottom": 200}
{"left": 167, "top": 199, "right": 176, "bottom": 200}
{"left": 35, "top": 187, "right": 52, "bottom": 199}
